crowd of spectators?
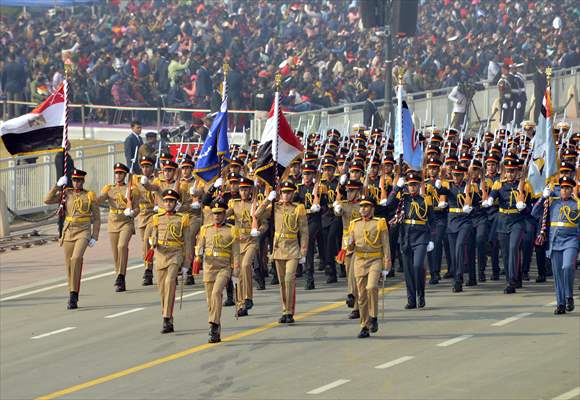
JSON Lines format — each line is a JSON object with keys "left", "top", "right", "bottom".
{"left": 1, "top": 0, "right": 579, "bottom": 119}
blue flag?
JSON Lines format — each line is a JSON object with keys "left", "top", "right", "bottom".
{"left": 394, "top": 98, "right": 422, "bottom": 170}
{"left": 193, "top": 99, "right": 230, "bottom": 183}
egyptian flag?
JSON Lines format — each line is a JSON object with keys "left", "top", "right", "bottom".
{"left": 253, "top": 92, "right": 303, "bottom": 187}
{"left": 0, "top": 82, "right": 66, "bottom": 155}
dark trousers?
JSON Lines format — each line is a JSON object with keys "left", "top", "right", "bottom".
{"left": 428, "top": 221, "right": 446, "bottom": 277}
{"left": 536, "top": 243, "right": 548, "bottom": 277}
{"left": 448, "top": 225, "right": 473, "bottom": 284}
{"left": 443, "top": 235, "right": 453, "bottom": 274}
{"left": 401, "top": 244, "right": 427, "bottom": 305}
{"left": 475, "top": 222, "right": 488, "bottom": 273}
{"left": 498, "top": 224, "right": 524, "bottom": 286}
{"left": 306, "top": 220, "right": 322, "bottom": 281}
{"left": 322, "top": 220, "right": 341, "bottom": 277}
{"left": 390, "top": 224, "right": 402, "bottom": 271}
{"left": 521, "top": 219, "right": 536, "bottom": 276}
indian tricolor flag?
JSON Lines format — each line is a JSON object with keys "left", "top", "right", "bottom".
{"left": 0, "top": 82, "right": 67, "bottom": 155}
{"left": 253, "top": 91, "right": 303, "bottom": 187}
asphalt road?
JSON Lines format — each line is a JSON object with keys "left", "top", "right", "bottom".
{"left": 1, "top": 240, "right": 579, "bottom": 400}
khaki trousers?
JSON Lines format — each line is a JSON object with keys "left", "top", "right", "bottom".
{"left": 356, "top": 269, "right": 380, "bottom": 329}
{"left": 275, "top": 259, "right": 298, "bottom": 315}
{"left": 109, "top": 228, "right": 132, "bottom": 276}
{"left": 345, "top": 254, "right": 359, "bottom": 311}
{"left": 237, "top": 244, "right": 257, "bottom": 304}
{"left": 204, "top": 268, "right": 231, "bottom": 325}
{"left": 156, "top": 263, "right": 179, "bottom": 318}
{"left": 62, "top": 239, "right": 89, "bottom": 293}
{"left": 138, "top": 224, "right": 153, "bottom": 271}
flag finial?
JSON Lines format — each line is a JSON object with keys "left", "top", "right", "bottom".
{"left": 275, "top": 73, "right": 282, "bottom": 90}
{"left": 222, "top": 63, "right": 229, "bottom": 78}
{"left": 545, "top": 66, "right": 552, "bottom": 83}
{"left": 397, "top": 68, "right": 405, "bottom": 85}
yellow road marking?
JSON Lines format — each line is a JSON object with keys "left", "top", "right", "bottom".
{"left": 36, "top": 283, "right": 403, "bottom": 399}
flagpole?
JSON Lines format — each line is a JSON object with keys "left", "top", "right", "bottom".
{"left": 58, "top": 63, "right": 71, "bottom": 239}
{"left": 217, "top": 63, "right": 229, "bottom": 199}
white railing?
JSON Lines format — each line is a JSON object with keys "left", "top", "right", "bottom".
{"left": 0, "top": 143, "right": 125, "bottom": 214}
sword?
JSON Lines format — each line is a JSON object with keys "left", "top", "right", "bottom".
{"left": 179, "top": 267, "right": 185, "bottom": 310}
{"left": 233, "top": 279, "right": 239, "bottom": 320}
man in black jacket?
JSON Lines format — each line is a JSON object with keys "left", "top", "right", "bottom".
{"left": 363, "top": 90, "right": 383, "bottom": 130}
{"left": 1, "top": 53, "right": 27, "bottom": 118}
{"left": 124, "top": 120, "right": 143, "bottom": 174}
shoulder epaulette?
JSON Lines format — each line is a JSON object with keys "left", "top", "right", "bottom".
{"left": 492, "top": 181, "right": 502, "bottom": 190}
{"left": 87, "top": 191, "right": 96, "bottom": 202}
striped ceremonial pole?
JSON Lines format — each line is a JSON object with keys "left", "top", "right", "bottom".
{"left": 58, "top": 69, "right": 71, "bottom": 239}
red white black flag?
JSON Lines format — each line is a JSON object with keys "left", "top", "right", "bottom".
{"left": 0, "top": 82, "right": 66, "bottom": 155}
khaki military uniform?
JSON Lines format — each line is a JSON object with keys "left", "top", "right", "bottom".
{"left": 227, "top": 198, "right": 267, "bottom": 306}
{"left": 145, "top": 177, "right": 192, "bottom": 213}
{"left": 134, "top": 174, "right": 156, "bottom": 271}
{"left": 181, "top": 177, "right": 204, "bottom": 253}
{"left": 347, "top": 217, "right": 390, "bottom": 329}
{"left": 150, "top": 212, "right": 193, "bottom": 318}
{"left": 257, "top": 201, "right": 308, "bottom": 315}
{"left": 336, "top": 200, "right": 361, "bottom": 311}
{"left": 98, "top": 183, "right": 140, "bottom": 277}
{"left": 44, "top": 187, "right": 101, "bottom": 293}
{"left": 196, "top": 223, "right": 241, "bottom": 325}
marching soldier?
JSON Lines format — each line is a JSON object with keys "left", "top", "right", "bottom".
{"left": 386, "top": 172, "right": 433, "bottom": 308}
{"left": 44, "top": 170, "right": 100, "bottom": 309}
{"left": 424, "top": 157, "right": 446, "bottom": 284}
{"left": 321, "top": 157, "right": 343, "bottom": 281}
{"left": 347, "top": 195, "right": 391, "bottom": 338}
{"left": 194, "top": 198, "right": 241, "bottom": 343}
{"left": 98, "top": 163, "right": 140, "bottom": 292}
{"left": 135, "top": 156, "right": 157, "bottom": 286}
{"left": 226, "top": 177, "right": 267, "bottom": 316}
{"left": 149, "top": 189, "right": 193, "bottom": 333}
{"left": 256, "top": 182, "right": 308, "bottom": 323}
{"left": 295, "top": 164, "right": 326, "bottom": 289}
{"left": 180, "top": 154, "right": 202, "bottom": 285}
{"left": 334, "top": 179, "right": 363, "bottom": 319}
{"left": 533, "top": 177, "right": 578, "bottom": 314}
{"left": 484, "top": 159, "right": 532, "bottom": 293}
{"left": 483, "top": 154, "right": 501, "bottom": 280}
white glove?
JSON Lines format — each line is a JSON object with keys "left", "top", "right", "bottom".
{"left": 348, "top": 236, "right": 354, "bottom": 246}
{"left": 213, "top": 177, "right": 223, "bottom": 188}
{"left": 462, "top": 204, "right": 473, "bottom": 214}
{"left": 516, "top": 102, "right": 522, "bottom": 109}
{"left": 299, "top": 256, "right": 306, "bottom": 264}
{"left": 396, "top": 177, "right": 405, "bottom": 188}
{"left": 88, "top": 238, "right": 97, "bottom": 247}
{"left": 176, "top": 201, "right": 182, "bottom": 211}
{"left": 189, "top": 186, "right": 196, "bottom": 195}
{"left": 310, "top": 203, "right": 321, "bottom": 213}
{"left": 267, "top": 190, "right": 276, "bottom": 201}
{"left": 502, "top": 103, "right": 508, "bottom": 110}
{"left": 339, "top": 174, "right": 347, "bottom": 185}
{"left": 140, "top": 175, "right": 148, "bottom": 185}
{"left": 57, "top": 176, "right": 68, "bottom": 187}
{"left": 379, "top": 198, "right": 388, "bottom": 206}
{"left": 181, "top": 267, "right": 189, "bottom": 277}
{"left": 516, "top": 201, "right": 526, "bottom": 211}
{"left": 250, "top": 228, "right": 260, "bottom": 237}
{"left": 437, "top": 201, "right": 448, "bottom": 209}
{"left": 427, "top": 241, "right": 435, "bottom": 252}
{"left": 148, "top": 237, "right": 155, "bottom": 246}
{"left": 190, "top": 201, "right": 201, "bottom": 209}
{"left": 381, "top": 270, "right": 388, "bottom": 279}
{"left": 542, "top": 186, "right": 551, "bottom": 199}
{"left": 153, "top": 205, "right": 159, "bottom": 212}
{"left": 232, "top": 276, "right": 240, "bottom": 286}
{"left": 435, "top": 179, "right": 442, "bottom": 189}
{"left": 333, "top": 204, "right": 342, "bottom": 214}
{"left": 123, "top": 208, "right": 134, "bottom": 217}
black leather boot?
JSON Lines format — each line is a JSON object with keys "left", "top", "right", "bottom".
{"left": 209, "top": 323, "right": 221, "bottom": 343}
{"left": 142, "top": 269, "right": 153, "bottom": 286}
{"left": 67, "top": 292, "right": 78, "bottom": 309}
{"left": 115, "top": 274, "right": 126, "bottom": 292}
{"left": 161, "top": 317, "right": 174, "bottom": 334}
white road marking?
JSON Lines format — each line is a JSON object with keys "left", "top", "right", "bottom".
{"left": 491, "top": 312, "right": 533, "bottom": 327}
{"left": 437, "top": 335, "right": 473, "bottom": 347}
{"left": 104, "top": 307, "right": 145, "bottom": 319}
{"left": 544, "top": 301, "right": 557, "bottom": 307}
{"left": 182, "top": 290, "right": 205, "bottom": 299}
{"left": 31, "top": 327, "right": 76, "bottom": 340}
{"left": 552, "top": 386, "right": 580, "bottom": 400}
{"left": 0, "top": 264, "right": 144, "bottom": 302}
{"left": 375, "top": 356, "right": 414, "bottom": 369}
{"left": 307, "top": 379, "right": 350, "bottom": 395}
